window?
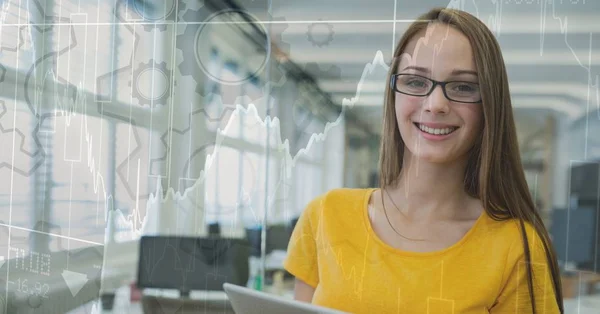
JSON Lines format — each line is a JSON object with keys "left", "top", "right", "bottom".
{"left": 48, "top": 0, "right": 114, "bottom": 95}
{"left": 206, "top": 59, "right": 244, "bottom": 137}
{"left": 0, "top": 100, "right": 35, "bottom": 229}
{"left": 242, "top": 152, "right": 267, "bottom": 227}
{"left": 114, "top": 122, "right": 152, "bottom": 242}
{"left": 204, "top": 145, "right": 241, "bottom": 225}
{"left": 242, "top": 78, "right": 276, "bottom": 147}
{"left": 0, "top": 0, "right": 35, "bottom": 71}
{"left": 49, "top": 114, "right": 110, "bottom": 251}
{"left": 0, "top": 1, "right": 348, "bottom": 300}
{"left": 294, "top": 161, "right": 322, "bottom": 217}
{"left": 203, "top": 145, "right": 275, "bottom": 227}
{"left": 24, "top": 0, "right": 149, "bottom": 251}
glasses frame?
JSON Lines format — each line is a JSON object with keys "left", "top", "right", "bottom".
{"left": 390, "top": 73, "right": 482, "bottom": 104}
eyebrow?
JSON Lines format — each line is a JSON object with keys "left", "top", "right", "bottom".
{"left": 400, "top": 65, "right": 478, "bottom": 77}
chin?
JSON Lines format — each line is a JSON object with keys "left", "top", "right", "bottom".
{"left": 411, "top": 151, "right": 455, "bottom": 164}
{"left": 404, "top": 141, "right": 460, "bottom": 164}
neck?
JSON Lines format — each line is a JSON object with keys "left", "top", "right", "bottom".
{"left": 386, "top": 153, "right": 472, "bottom": 222}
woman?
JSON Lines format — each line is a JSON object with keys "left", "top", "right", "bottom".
{"left": 283, "top": 7, "right": 563, "bottom": 314}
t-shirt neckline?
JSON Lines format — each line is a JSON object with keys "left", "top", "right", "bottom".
{"left": 361, "top": 187, "right": 486, "bottom": 257}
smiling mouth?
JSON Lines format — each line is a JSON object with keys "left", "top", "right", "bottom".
{"left": 413, "top": 123, "right": 459, "bottom": 136}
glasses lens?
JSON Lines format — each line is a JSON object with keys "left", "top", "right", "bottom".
{"left": 446, "top": 81, "right": 480, "bottom": 103}
{"left": 395, "top": 74, "right": 432, "bottom": 95}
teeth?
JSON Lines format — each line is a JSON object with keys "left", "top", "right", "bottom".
{"left": 417, "top": 124, "right": 456, "bottom": 135}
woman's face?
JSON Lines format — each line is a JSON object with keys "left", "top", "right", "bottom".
{"left": 394, "top": 23, "right": 483, "bottom": 165}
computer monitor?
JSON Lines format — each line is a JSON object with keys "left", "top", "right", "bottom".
{"left": 289, "top": 217, "right": 299, "bottom": 232}
{"left": 137, "top": 236, "right": 250, "bottom": 296}
{"left": 245, "top": 225, "right": 292, "bottom": 257}
{"left": 268, "top": 225, "right": 291, "bottom": 252}
{"left": 208, "top": 223, "right": 221, "bottom": 237}
{"left": 245, "top": 228, "right": 262, "bottom": 257}
{"left": 549, "top": 207, "right": 597, "bottom": 271}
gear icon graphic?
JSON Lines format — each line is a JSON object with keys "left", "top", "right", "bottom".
{"left": 14, "top": 1, "right": 78, "bottom": 177}
{"left": 306, "top": 19, "right": 335, "bottom": 47}
{"left": 0, "top": 101, "right": 46, "bottom": 177}
{"left": 128, "top": 59, "right": 174, "bottom": 107}
{"left": 176, "top": 7, "right": 289, "bottom": 103}
{"left": 115, "top": 0, "right": 186, "bottom": 32}
{"left": 0, "top": 26, "right": 25, "bottom": 54}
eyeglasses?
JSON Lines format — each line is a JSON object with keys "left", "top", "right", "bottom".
{"left": 390, "top": 73, "right": 482, "bottom": 104}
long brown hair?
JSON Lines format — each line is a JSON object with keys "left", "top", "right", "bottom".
{"left": 378, "top": 7, "right": 563, "bottom": 313}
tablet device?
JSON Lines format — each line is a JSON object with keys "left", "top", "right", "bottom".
{"left": 223, "top": 283, "right": 347, "bottom": 314}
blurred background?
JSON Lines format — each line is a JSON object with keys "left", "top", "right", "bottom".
{"left": 0, "top": 0, "right": 599, "bottom": 313}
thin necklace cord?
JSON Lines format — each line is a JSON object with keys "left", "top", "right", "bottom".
{"left": 380, "top": 188, "right": 427, "bottom": 242}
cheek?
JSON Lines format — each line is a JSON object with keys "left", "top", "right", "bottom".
{"left": 459, "top": 106, "right": 484, "bottom": 138}
{"left": 466, "top": 106, "right": 483, "bottom": 127}
{"left": 394, "top": 95, "right": 422, "bottom": 124}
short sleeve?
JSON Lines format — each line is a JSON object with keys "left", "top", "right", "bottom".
{"left": 283, "top": 195, "right": 323, "bottom": 288}
{"left": 490, "top": 223, "right": 561, "bottom": 314}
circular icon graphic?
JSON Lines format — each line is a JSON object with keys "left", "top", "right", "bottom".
{"left": 194, "top": 9, "right": 269, "bottom": 85}
{"left": 117, "top": 0, "right": 185, "bottom": 32}
{"left": 132, "top": 0, "right": 177, "bottom": 21}
{"left": 307, "top": 19, "right": 335, "bottom": 47}
{"left": 128, "top": 59, "right": 173, "bottom": 107}
{"left": 27, "top": 294, "right": 43, "bottom": 308}
{"left": 176, "top": 7, "right": 289, "bottom": 97}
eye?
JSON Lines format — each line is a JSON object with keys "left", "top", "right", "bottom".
{"left": 458, "top": 84, "right": 474, "bottom": 92}
{"left": 406, "top": 78, "right": 427, "bottom": 87}
{"left": 450, "top": 82, "right": 478, "bottom": 94}
{"left": 399, "top": 75, "right": 430, "bottom": 90}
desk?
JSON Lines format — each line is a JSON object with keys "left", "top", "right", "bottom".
{"left": 72, "top": 292, "right": 600, "bottom": 314}
{"left": 68, "top": 286, "right": 234, "bottom": 314}
{"left": 68, "top": 279, "right": 297, "bottom": 314}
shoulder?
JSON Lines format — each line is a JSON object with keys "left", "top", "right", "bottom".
{"left": 302, "top": 188, "right": 374, "bottom": 222}
{"left": 482, "top": 215, "right": 543, "bottom": 243}
{"left": 490, "top": 217, "right": 561, "bottom": 313}
{"left": 485, "top": 217, "right": 556, "bottom": 297}
{"left": 476, "top": 215, "right": 551, "bottom": 264}
{"left": 491, "top": 217, "right": 551, "bottom": 263}
{"left": 322, "top": 187, "right": 373, "bottom": 205}
{"left": 307, "top": 188, "right": 373, "bottom": 211}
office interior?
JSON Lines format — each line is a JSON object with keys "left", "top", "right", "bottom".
{"left": 0, "top": 0, "right": 600, "bottom": 313}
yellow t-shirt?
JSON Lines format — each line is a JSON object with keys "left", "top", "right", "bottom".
{"left": 283, "top": 188, "right": 561, "bottom": 314}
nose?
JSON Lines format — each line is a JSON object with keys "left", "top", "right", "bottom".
{"left": 424, "top": 85, "right": 450, "bottom": 114}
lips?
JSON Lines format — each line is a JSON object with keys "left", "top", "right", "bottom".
{"left": 413, "top": 122, "right": 459, "bottom": 136}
